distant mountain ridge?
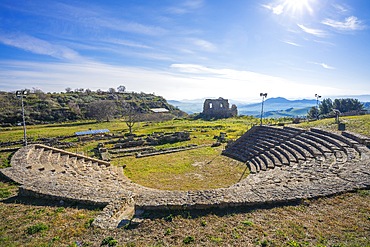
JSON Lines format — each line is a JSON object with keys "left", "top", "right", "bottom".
{"left": 169, "top": 95, "right": 370, "bottom": 118}
{"left": 236, "top": 97, "right": 317, "bottom": 117}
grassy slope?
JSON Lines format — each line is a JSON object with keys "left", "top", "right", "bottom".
{"left": 0, "top": 115, "right": 369, "bottom": 246}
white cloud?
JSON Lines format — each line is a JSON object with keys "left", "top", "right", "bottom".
{"left": 320, "top": 63, "right": 335, "bottom": 70}
{"left": 262, "top": 4, "right": 284, "bottom": 15}
{"left": 332, "top": 4, "right": 348, "bottom": 13}
{"left": 322, "top": 16, "right": 366, "bottom": 31}
{"left": 283, "top": 40, "right": 301, "bottom": 47}
{"left": 1, "top": 60, "right": 350, "bottom": 101}
{"left": 168, "top": 64, "right": 344, "bottom": 99}
{"left": 183, "top": 0, "right": 204, "bottom": 9}
{"left": 103, "top": 38, "right": 152, "bottom": 49}
{"left": 167, "top": 0, "right": 204, "bottom": 14}
{"left": 189, "top": 39, "right": 217, "bottom": 52}
{"left": 297, "top": 24, "right": 327, "bottom": 37}
{"left": 310, "top": 62, "right": 336, "bottom": 70}
{"left": 0, "top": 32, "right": 83, "bottom": 61}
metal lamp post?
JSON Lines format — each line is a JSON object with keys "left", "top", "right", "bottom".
{"left": 315, "top": 93, "right": 321, "bottom": 120}
{"left": 260, "top": 93, "right": 267, "bottom": 126}
{"left": 16, "top": 90, "right": 28, "bottom": 146}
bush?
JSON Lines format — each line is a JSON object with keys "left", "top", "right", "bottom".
{"left": 84, "top": 218, "right": 94, "bottom": 228}
{"left": 101, "top": 236, "right": 118, "bottom": 246}
{"left": 241, "top": 220, "right": 254, "bottom": 226}
{"left": 0, "top": 188, "right": 11, "bottom": 199}
{"left": 183, "top": 236, "right": 195, "bottom": 244}
{"left": 26, "top": 223, "right": 48, "bottom": 235}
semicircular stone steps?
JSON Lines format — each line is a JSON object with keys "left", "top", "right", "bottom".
{"left": 222, "top": 125, "right": 363, "bottom": 173}
{"left": 0, "top": 144, "right": 136, "bottom": 204}
{"left": 1, "top": 126, "right": 369, "bottom": 229}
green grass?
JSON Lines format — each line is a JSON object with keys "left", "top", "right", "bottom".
{"left": 119, "top": 146, "right": 248, "bottom": 190}
{"left": 0, "top": 115, "right": 369, "bottom": 246}
{"left": 295, "top": 114, "right": 370, "bottom": 136}
{"left": 0, "top": 182, "right": 17, "bottom": 199}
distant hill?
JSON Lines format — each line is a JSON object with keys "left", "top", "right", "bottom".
{"left": 168, "top": 99, "right": 204, "bottom": 114}
{"left": 169, "top": 97, "right": 316, "bottom": 117}
{"left": 237, "top": 97, "right": 317, "bottom": 117}
{"left": 0, "top": 90, "right": 185, "bottom": 126}
{"left": 170, "top": 95, "right": 370, "bottom": 118}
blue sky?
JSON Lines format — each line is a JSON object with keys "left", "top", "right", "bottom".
{"left": 0, "top": 0, "right": 369, "bottom": 101}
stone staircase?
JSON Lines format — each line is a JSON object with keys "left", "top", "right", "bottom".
{"left": 1, "top": 127, "right": 369, "bottom": 229}
{"left": 1, "top": 144, "right": 130, "bottom": 204}
{"left": 222, "top": 126, "right": 364, "bottom": 174}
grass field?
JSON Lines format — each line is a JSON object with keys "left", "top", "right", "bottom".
{"left": 0, "top": 115, "right": 369, "bottom": 246}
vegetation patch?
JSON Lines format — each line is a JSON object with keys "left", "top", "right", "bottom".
{"left": 101, "top": 236, "right": 118, "bottom": 246}
{"left": 0, "top": 182, "right": 17, "bottom": 199}
{"left": 183, "top": 236, "right": 195, "bottom": 244}
{"left": 26, "top": 223, "right": 48, "bottom": 235}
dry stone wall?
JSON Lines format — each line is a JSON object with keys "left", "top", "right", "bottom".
{"left": 1, "top": 126, "right": 369, "bottom": 229}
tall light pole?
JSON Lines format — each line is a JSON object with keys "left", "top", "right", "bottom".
{"left": 315, "top": 93, "right": 321, "bottom": 120}
{"left": 16, "top": 90, "right": 28, "bottom": 146}
{"left": 260, "top": 93, "right": 267, "bottom": 126}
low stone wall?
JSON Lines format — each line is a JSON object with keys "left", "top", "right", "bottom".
{"left": 18, "top": 186, "right": 109, "bottom": 207}
{"left": 35, "top": 144, "right": 110, "bottom": 166}
{"left": 136, "top": 144, "right": 202, "bottom": 158}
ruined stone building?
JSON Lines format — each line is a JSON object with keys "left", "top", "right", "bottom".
{"left": 202, "top": 97, "right": 237, "bottom": 119}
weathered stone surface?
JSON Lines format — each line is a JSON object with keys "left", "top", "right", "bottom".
{"left": 202, "top": 97, "right": 237, "bottom": 119}
{"left": 1, "top": 126, "right": 369, "bottom": 229}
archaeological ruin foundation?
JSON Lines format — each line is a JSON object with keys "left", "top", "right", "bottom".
{"left": 1, "top": 126, "right": 369, "bottom": 229}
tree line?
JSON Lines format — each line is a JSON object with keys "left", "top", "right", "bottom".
{"left": 307, "top": 98, "right": 365, "bottom": 119}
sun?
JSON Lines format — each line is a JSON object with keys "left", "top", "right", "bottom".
{"left": 282, "top": 0, "right": 315, "bottom": 16}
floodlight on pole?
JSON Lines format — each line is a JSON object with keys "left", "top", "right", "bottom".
{"left": 16, "top": 90, "right": 28, "bottom": 146}
{"left": 315, "top": 93, "right": 321, "bottom": 120}
{"left": 260, "top": 93, "right": 267, "bottom": 126}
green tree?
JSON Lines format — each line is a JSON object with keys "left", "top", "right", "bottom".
{"left": 319, "top": 98, "right": 333, "bottom": 116}
{"left": 307, "top": 106, "right": 319, "bottom": 119}
{"left": 333, "top": 98, "right": 364, "bottom": 113}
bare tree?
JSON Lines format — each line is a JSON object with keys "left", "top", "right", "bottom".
{"left": 117, "top": 85, "right": 126, "bottom": 93}
{"left": 108, "top": 88, "right": 116, "bottom": 94}
{"left": 122, "top": 102, "right": 139, "bottom": 134}
{"left": 87, "top": 100, "right": 117, "bottom": 122}
{"left": 85, "top": 88, "right": 92, "bottom": 94}
{"left": 65, "top": 87, "right": 72, "bottom": 93}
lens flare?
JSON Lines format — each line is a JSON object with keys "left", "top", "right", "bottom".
{"left": 282, "top": 0, "right": 315, "bottom": 16}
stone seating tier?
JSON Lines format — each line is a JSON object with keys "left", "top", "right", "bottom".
{"left": 222, "top": 126, "right": 363, "bottom": 173}
{"left": 1, "top": 126, "right": 369, "bottom": 229}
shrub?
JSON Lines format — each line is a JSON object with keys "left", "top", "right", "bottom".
{"left": 101, "top": 236, "right": 118, "bottom": 246}
{"left": 164, "top": 228, "right": 172, "bottom": 236}
{"left": 55, "top": 207, "right": 65, "bottom": 213}
{"left": 0, "top": 188, "right": 11, "bottom": 199}
{"left": 84, "top": 218, "right": 94, "bottom": 228}
{"left": 26, "top": 223, "right": 48, "bottom": 235}
{"left": 164, "top": 214, "right": 173, "bottom": 222}
{"left": 183, "top": 236, "right": 195, "bottom": 244}
{"left": 241, "top": 220, "right": 254, "bottom": 226}
{"left": 287, "top": 240, "right": 300, "bottom": 247}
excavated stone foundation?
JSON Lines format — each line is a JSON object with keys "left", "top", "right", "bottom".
{"left": 1, "top": 126, "right": 369, "bottom": 229}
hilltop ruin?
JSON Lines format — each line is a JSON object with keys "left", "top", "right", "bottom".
{"left": 202, "top": 97, "right": 237, "bottom": 119}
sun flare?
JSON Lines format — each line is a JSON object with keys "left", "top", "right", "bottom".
{"left": 282, "top": 0, "right": 315, "bottom": 15}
